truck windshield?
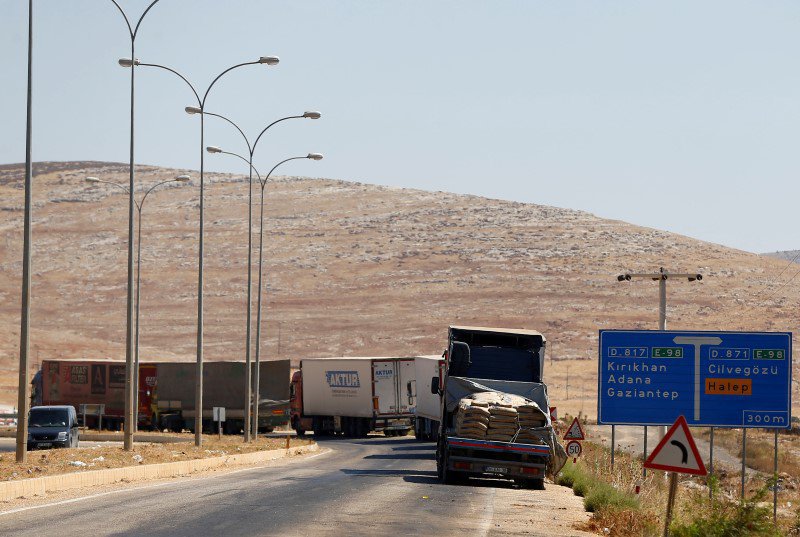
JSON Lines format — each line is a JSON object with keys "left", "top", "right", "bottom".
{"left": 28, "top": 409, "right": 69, "bottom": 428}
{"left": 462, "top": 346, "right": 540, "bottom": 383}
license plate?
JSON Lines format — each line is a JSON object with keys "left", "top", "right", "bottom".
{"left": 485, "top": 466, "right": 508, "bottom": 474}
{"left": 38, "top": 443, "right": 52, "bottom": 448}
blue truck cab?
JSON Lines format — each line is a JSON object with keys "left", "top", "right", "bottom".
{"left": 434, "top": 326, "right": 557, "bottom": 489}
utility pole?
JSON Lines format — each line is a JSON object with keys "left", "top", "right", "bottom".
{"left": 617, "top": 267, "right": 703, "bottom": 443}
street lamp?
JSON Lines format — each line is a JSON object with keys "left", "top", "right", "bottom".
{"left": 251, "top": 153, "right": 322, "bottom": 439}
{"left": 108, "top": 0, "right": 163, "bottom": 452}
{"left": 85, "top": 174, "right": 191, "bottom": 431}
{"left": 119, "top": 56, "right": 279, "bottom": 447}
{"left": 16, "top": 0, "right": 34, "bottom": 463}
{"left": 203, "top": 109, "right": 320, "bottom": 440}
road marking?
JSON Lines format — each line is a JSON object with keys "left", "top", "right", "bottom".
{"left": 477, "top": 486, "right": 496, "bottom": 536}
{"left": 0, "top": 449, "right": 331, "bottom": 517}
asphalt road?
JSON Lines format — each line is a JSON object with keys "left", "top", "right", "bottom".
{"left": 0, "top": 435, "right": 590, "bottom": 537}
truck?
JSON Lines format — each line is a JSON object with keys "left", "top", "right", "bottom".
{"left": 32, "top": 359, "right": 128, "bottom": 430}
{"left": 434, "top": 326, "right": 566, "bottom": 489}
{"left": 154, "top": 360, "right": 290, "bottom": 434}
{"left": 32, "top": 359, "right": 291, "bottom": 434}
{"left": 413, "top": 355, "right": 445, "bottom": 441}
{"left": 290, "top": 357, "right": 416, "bottom": 437}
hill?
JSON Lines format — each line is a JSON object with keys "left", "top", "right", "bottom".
{"left": 0, "top": 161, "right": 797, "bottom": 419}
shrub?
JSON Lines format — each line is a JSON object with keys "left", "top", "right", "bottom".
{"left": 670, "top": 484, "right": 781, "bottom": 537}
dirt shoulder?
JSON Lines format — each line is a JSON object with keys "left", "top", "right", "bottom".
{"left": 0, "top": 434, "right": 311, "bottom": 482}
{"left": 489, "top": 480, "right": 594, "bottom": 536}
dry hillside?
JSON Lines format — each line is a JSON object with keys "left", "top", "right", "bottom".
{"left": 0, "top": 161, "right": 797, "bottom": 419}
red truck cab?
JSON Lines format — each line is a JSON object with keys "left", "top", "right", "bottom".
{"left": 289, "top": 371, "right": 311, "bottom": 435}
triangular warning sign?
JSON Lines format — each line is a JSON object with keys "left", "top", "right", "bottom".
{"left": 563, "top": 417, "right": 585, "bottom": 440}
{"left": 644, "top": 416, "right": 707, "bottom": 476}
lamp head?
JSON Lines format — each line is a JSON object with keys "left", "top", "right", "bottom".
{"left": 206, "top": 146, "right": 222, "bottom": 154}
{"left": 259, "top": 56, "right": 280, "bottom": 66}
{"left": 85, "top": 177, "right": 100, "bottom": 183}
{"left": 307, "top": 153, "right": 324, "bottom": 161}
{"left": 185, "top": 106, "right": 202, "bottom": 115}
{"left": 118, "top": 58, "right": 140, "bottom": 67}
{"left": 175, "top": 175, "right": 191, "bottom": 182}
{"left": 303, "top": 111, "right": 322, "bottom": 119}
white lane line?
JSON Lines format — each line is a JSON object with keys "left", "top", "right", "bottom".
{"left": 477, "top": 486, "right": 496, "bottom": 537}
{"left": 0, "top": 449, "right": 331, "bottom": 517}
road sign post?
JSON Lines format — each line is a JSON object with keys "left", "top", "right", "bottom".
{"left": 644, "top": 416, "right": 707, "bottom": 537}
{"left": 566, "top": 440, "right": 582, "bottom": 463}
{"left": 213, "top": 407, "right": 225, "bottom": 439}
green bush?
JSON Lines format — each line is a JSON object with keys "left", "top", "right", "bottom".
{"left": 670, "top": 484, "right": 781, "bottom": 537}
{"left": 584, "top": 482, "right": 640, "bottom": 513}
{"left": 557, "top": 461, "right": 639, "bottom": 512}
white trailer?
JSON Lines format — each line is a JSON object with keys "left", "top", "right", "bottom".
{"left": 293, "top": 357, "right": 416, "bottom": 437}
{"left": 413, "top": 355, "right": 445, "bottom": 441}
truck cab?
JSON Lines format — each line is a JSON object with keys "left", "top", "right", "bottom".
{"left": 435, "top": 326, "right": 554, "bottom": 489}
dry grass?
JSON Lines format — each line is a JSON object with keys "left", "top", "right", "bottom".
{"left": 0, "top": 162, "right": 799, "bottom": 425}
{"left": 0, "top": 434, "right": 312, "bottom": 482}
{"left": 559, "top": 439, "right": 798, "bottom": 536}
{"left": 697, "top": 428, "right": 800, "bottom": 478}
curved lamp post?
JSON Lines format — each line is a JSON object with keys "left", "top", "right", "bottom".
{"left": 119, "top": 57, "right": 278, "bottom": 447}
{"left": 86, "top": 175, "right": 190, "bottom": 431}
{"left": 204, "top": 110, "right": 320, "bottom": 441}
{"left": 252, "top": 154, "right": 322, "bottom": 439}
{"left": 108, "top": 0, "right": 163, "bottom": 452}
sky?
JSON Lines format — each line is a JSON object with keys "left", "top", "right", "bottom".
{"left": 1, "top": 1, "right": 799, "bottom": 253}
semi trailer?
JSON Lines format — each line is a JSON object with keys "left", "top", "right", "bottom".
{"left": 32, "top": 359, "right": 291, "bottom": 433}
{"left": 413, "top": 355, "right": 445, "bottom": 441}
{"left": 290, "top": 356, "right": 416, "bottom": 437}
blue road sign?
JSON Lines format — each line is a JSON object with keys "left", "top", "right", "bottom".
{"left": 598, "top": 330, "right": 792, "bottom": 428}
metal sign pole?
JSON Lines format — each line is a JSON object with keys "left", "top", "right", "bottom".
{"left": 611, "top": 425, "right": 616, "bottom": 470}
{"left": 709, "top": 427, "right": 714, "bottom": 499}
{"left": 643, "top": 426, "right": 648, "bottom": 478}
{"left": 773, "top": 429, "right": 778, "bottom": 523}
{"left": 657, "top": 270, "right": 668, "bottom": 443}
{"left": 663, "top": 472, "right": 678, "bottom": 537}
{"left": 741, "top": 429, "right": 747, "bottom": 499}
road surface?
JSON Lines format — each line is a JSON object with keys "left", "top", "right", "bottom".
{"left": 0, "top": 435, "right": 591, "bottom": 536}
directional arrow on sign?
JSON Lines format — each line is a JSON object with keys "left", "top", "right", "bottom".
{"left": 673, "top": 336, "right": 721, "bottom": 421}
{"left": 644, "top": 416, "right": 707, "bottom": 476}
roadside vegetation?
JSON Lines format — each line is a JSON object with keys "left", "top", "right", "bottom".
{"left": 695, "top": 427, "right": 800, "bottom": 477}
{"left": 557, "top": 440, "right": 795, "bottom": 536}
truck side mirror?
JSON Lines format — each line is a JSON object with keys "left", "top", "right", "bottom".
{"left": 449, "top": 342, "right": 471, "bottom": 376}
{"left": 431, "top": 377, "right": 439, "bottom": 394}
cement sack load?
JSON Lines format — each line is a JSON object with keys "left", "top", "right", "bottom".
{"left": 517, "top": 402, "right": 548, "bottom": 428}
{"left": 467, "top": 391, "right": 529, "bottom": 409}
{"left": 456, "top": 400, "right": 492, "bottom": 439}
{"left": 487, "top": 414, "right": 518, "bottom": 425}
{"left": 488, "top": 406, "right": 518, "bottom": 418}
{"left": 486, "top": 432, "right": 515, "bottom": 442}
{"left": 514, "top": 429, "right": 547, "bottom": 444}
